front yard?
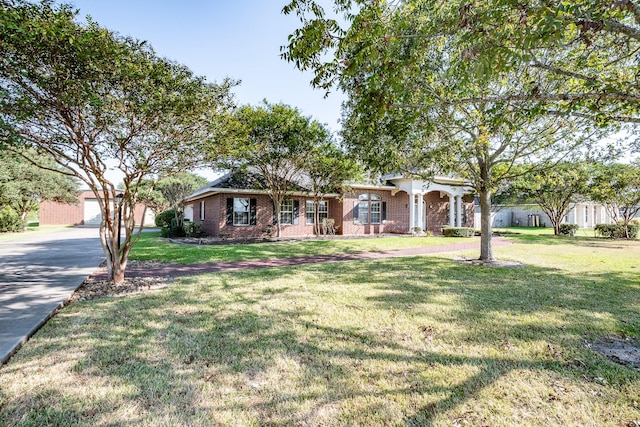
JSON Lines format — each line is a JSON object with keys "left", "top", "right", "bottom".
{"left": 1, "top": 232, "right": 639, "bottom": 426}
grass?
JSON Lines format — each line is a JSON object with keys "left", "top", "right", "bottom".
{"left": 129, "top": 232, "right": 474, "bottom": 264}
{"left": 1, "top": 232, "right": 640, "bottom": 425}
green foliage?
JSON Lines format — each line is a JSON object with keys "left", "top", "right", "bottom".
{"left": 0, "top": 150, "right": 79, "bottom": 229}
{"left": 588, "top": 162, "right": 640, "bottom": 227}
{"left": 595, "top": 223, "right": 639, "bottom": 239}
{"left": 155, "top": 209, "right": 176, "bottom": 228}
{"left": 442, "top": 227, "right": 475, "bottom": 238}
{"left": 0, "top": 207, "right": 23, "bottom": 232}
{"left": 218, "top": 101, "right": 329, "bottom": 237}
{"left": 183, "top": 221, "right": 202, "bottom": 237}
{"left": 0, "top": 0, "right": 236, "bottom": 280}
{"left": 558, "top": 224, "right": 578, "bottom": 237}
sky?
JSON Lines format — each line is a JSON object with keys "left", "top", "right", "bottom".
{"left": 63, "top": 0, "right": 344, "bottom": 130}
{"left": 60, "top": 0, "right": 345, "bottom": 181}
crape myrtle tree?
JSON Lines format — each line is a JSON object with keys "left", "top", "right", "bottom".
{"left": 219, "top": 102, "right": 328, "bottom": 238}
{"left": 0, "top": 150, "right": 79, "bottom": 230}
{"left": 304, "top": 139, "right": 362, "bottom": 235}
{"left": 157, "top": 172, "right": 208, "bottom": 228}
{"left": 0, "top": 1, "right": 235, "bottom": 282}
{"left": 589, "top": 161, "right": 640, "bottom": 237}
{"left": 282, "top": 0, "right": 593, "bottom": 260}
{"left": 501, "top": 161, "right": 592, "bottom": 236}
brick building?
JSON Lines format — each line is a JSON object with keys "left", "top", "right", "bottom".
{"left": 39, "top": 190, "right": 155, "bottom": 226}
{"left": 185, "top": 172, "right": 474, "bottom": 238}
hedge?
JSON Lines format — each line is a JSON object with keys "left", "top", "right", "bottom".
{"left": 594, "top": 223, "right": 639, "bottom": 239}
{"left": 442, "top": 227, "right": 475, "bottom": 237}
{"left": 558, "top": 223, "right": 578, "bottom": 236}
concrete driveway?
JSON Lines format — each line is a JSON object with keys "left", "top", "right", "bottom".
{"left": 0, "top": 227, "right": 104, "bottom": 364}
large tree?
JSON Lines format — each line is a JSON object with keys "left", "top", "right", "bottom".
{"left": 503, "top": 161, "right": 592, "bottom": 236}
{"left": 283, "top": 0, "right": 593, "bottom": 260}
{"left": 0, "top": 150, "right": 79, "bottom": 229}
{"left": 589, "top": 161, "right": 640, "bottom": 237}
{"left": 219, "top": 102, "right": 327, "bottom": 237}
{"left": 0, "top": 1, "right": 235, "bottom": 282}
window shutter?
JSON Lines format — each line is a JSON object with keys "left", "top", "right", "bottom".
{"left": 382, "top": 201, "right": 387, "bottom": 221}
{"left": 226, "top": 198, "right": 233, "bottom": 225}
{"left": 353, "top": 201, "right": 359, "bottom": 223}
{"left": 272, "top": 200, "right": 277, "bottom": 225}
{"left": 249, "top": 198, "right": 257, "bottom": 225}
{"left": 293, "top": 200, "right": 300, "bottom": 225}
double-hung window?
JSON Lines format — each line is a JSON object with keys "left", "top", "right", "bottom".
{"left": 280, "top": 199, "right": 294, "bottom": 225}
{"left": 355, "top": 194, "right": 385, "bottom": 224}
{"left": 306, "top": 200, "right": 328, "bottom": 224}
{"left": 233, "top": 198, "right": 250, "bottom": 226}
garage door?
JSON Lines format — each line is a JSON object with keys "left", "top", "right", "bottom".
{"left": 83, "top": 199, "right": 102, "bottom": 225}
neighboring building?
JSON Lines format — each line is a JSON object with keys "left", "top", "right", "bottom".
{"left": 39, "top": 190, "right": 155, "bottom": 226}
{"left": 478, "top": 203, "right": 616, "bottom": 228}
{"left": 183, "top": 171, "right": 474, "bottom": 238}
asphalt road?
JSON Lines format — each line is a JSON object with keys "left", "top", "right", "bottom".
{"left": 0, "top": 227, "right": 104, "bottom": 364}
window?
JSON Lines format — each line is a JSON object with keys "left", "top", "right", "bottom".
{"left": 354, "top": 194, "right": 385, "bottom": 224}
{"left": 306, "top": 200, "right": 328, "bottom": 224}
{"left": 233, "top": 198, "right": 250, "bottom": 226}
{"left": 281, "top": 199, "right": 294, "bottom": 225}
{"left": 199, "top": 201, "right": 205, "bottom": 221}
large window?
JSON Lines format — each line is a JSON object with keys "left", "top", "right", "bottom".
{"left": 306, "top": 200, "right": 328, "bottom": 224}
{"left": 233, "top": 198, "right": 250, "bottom": 226}
{"left": 355, "top": 194, "right": 384, "bottom": 224}
{"left": 280, "top": 199, "right": 294, "bottom": 225}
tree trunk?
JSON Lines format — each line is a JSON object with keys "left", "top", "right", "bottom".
{"left": 478, "top": 189, "right": 494, "bottom": 261}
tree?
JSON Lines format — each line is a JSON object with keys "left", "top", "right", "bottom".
{"left": 0, "top": 150, "right": 79, "bottom": 230}
{"left": 503, "top": 162, "right": 591, "bottom": 236}
{"left": 0, "top": 1, "right": 235, "bottom": 282}
{"left": 283, "top": 0, "right": 592, "bottom": 260}
{"left": 304, "top": 140, "right": 362, "bottom": 235}
{"left": 589, "top": 162, "right": 640, "bottom": 237}
{"left": 219, "top": 102, "right": 325, "bottom": 237}
{"left": 156, "top": 172, "right": 208, "bottom": 227}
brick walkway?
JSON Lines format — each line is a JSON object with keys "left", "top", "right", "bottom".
{"left": 90, "top": 238, "right": 512, "bottom": 280}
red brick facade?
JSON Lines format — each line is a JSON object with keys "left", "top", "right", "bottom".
{"left": 191, "top": 188, "right": 475, "bottom": 238}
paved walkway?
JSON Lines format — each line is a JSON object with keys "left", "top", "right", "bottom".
{"left": 90, "top": 237, "right": 512, "bottom": 280}
{"left": 0, "top": 228, "right": 104, "bottom": 365}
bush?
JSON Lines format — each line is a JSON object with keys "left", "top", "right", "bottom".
{"left": 558, "top": 224, "right": 578, "bottom": 236}
{"left": 442, "top": 227, "right": 475, "bottom": 237}
{"left": 183, "top": 221, "right": 202, "bottom": 237}
{"left": 0, "top": 208, "right": 24, "bottom": 232}
{"left": 595, "top": 223, "right": 639, "bottom": 239}
{"left": 155, "top": 209, "right": 176, "bottom": 228}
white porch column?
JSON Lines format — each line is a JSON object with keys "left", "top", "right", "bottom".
{"left": 409, "top": 193, "right": 416, "bottom": 232}
{"left": 417, "top": 194, "right": 424, "bottom": 230}
{"left": 448, "top": 194, "right": 455, "bottom": 227}
{"left": 455, "top": 195, "right": 462, "bottom": 227}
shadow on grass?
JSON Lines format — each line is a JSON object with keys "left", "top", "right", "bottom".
{"left": 2, "top": 256, "right": 639, "bottom": 425}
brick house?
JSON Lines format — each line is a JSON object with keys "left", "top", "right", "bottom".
{"left": 39, "top": 190, "right": 155, "bottom": 226}
{"left": 184, "top": 172, "right": 474, "bottom": 238}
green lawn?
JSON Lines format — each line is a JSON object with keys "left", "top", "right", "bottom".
{"left": 1, "top": 232, "right": 639, "bottom": 426}
{"left": 129, "top": 232, "right": 475, "bottom": 264}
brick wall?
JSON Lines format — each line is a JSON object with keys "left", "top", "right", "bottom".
{"left": 197, "top": 193, "right": 335, "bottom": 239}
{"left": 341, "top": 189, "right": 410, "bottom": 235}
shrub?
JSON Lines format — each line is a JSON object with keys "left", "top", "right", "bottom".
{"left": 558, "top": 224, "right": 578, "bottom": 236}
{"left": 0, "top": 208, "right": 23, "bottom": 232}
{"left": 442, "top": 227, "right": 474, "bottom": 237}
{"left": 595, "top": 223, "right": 639, "bottom": 239}
{"left": 155, "top": 209, "right": 176, "bottom": 228}
{"left": 183, "top": 221, "right": 202, "bottom": 237}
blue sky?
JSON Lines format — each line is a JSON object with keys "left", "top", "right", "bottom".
{"left": 64, "top": 1, "right": 345, "bottom": 133}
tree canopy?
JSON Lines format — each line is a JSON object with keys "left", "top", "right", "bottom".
{"left": 282, "top": 0, "right": 603, "bottom": 259}
{"left": 218, "top": 101, "right": 332, "bottom": 237}
{"left": 0, "top": 0, "right": 236, "bottom": 281}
